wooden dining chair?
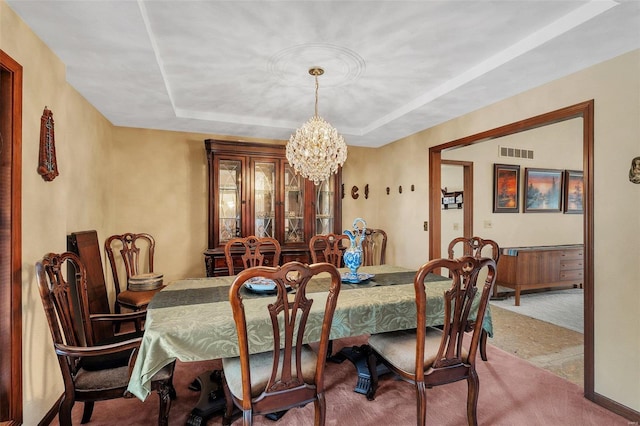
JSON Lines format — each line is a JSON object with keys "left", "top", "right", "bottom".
{"left": 221, "top": 261, "right": 342, "bottom": 426}
{"left": 309, "top": 233, "right": 350, "bottom": 266}
{"left": 366, "top": 256, "right": 497, "bottom": 426}
{"left": 447, "top": 236, "right": 500, "bottom": 361}
{"left": 224, "top": 235, "right": 281, "bottom": 275}
{"left": 105, "top": 232, "right": 164, "bottom": 316}
{"left": 362, "top": 228, "right": 387, "bottom": 266}
{"left": 36, "top": 252, "right": 175, "bottom": 426}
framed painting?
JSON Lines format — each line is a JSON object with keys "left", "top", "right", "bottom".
{"left": 493, "top": 163, "right": 520, "bottom": 213}
{"left": 524, "top": 168, "right": 563, "bottom": 212}
{"left": 564, "top": 170, "right": 584, "bottom": 214}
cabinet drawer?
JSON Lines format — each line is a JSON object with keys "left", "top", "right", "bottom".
{"left": 282, "top": 253, "right": 310, "bottom": 264}
{"left": 213, "top": 257, "right": 228, "bottom": 268}
{"left": 560, "top": 269, "right": 583, "bottom": 281}
{"left": 559, "top": 250, "right": 583, "bottom": 260}
{"left": 560, "top": 259, "right": 583, "bottom": 270}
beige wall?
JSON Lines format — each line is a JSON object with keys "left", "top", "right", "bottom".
{"left": 440, "top": 117, "right": 584, "bottom": 252}
{"left": 4, "top": 1, "right": 639, "bottom": 422}
{"left": 347, "top": 49, "right": 640, "bottom": 410}
{"left": 2, "top": 2, "right": 114, "bottom": 423}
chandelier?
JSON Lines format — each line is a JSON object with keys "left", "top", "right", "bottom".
{"left": 286, "top": 67, "right": 347, "bottom": 185}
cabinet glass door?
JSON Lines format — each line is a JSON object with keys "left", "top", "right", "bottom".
{"left": 284, "top": 164, "right": 305, "bottom": 243}
{"left": 315, "top": 175, "right": 335, "bottom": 235}
{"left": 254, "top": 161, "right": 276, "bottom": 238}
{"left": 219, "top": 159, "right": 242, "bottom": 243}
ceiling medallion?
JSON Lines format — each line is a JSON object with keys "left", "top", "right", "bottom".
{"left": 286, "top": 67, "right": 347, "bottom": 185}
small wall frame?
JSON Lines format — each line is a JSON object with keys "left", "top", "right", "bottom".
{"left": 493, "top": 163, "right": 520, "bottom": 213}
{"left": 564, "top": 170, "right": 584, "bottom": 214}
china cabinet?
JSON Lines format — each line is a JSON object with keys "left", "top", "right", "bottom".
{"left": 204, "top": 139, "right": 342, "bottom": 276}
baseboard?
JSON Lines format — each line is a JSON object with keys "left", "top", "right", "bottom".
{"left": 37, "top": 394, "right": 62, "bottom": 426}
{"left": 590, "top": 392, "right": 640, "bottom": 423}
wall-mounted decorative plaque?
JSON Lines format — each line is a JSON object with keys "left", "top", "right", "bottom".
{"left": 37, "top": 106, "right": 59, "bottom": 181}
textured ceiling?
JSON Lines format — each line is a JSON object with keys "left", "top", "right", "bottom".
{"left": 7, "top": 0, "right": 640, "bottom": 147}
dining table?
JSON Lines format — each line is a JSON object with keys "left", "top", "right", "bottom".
{"left": 127, "top": 264, "right": 493, "bottom": 423}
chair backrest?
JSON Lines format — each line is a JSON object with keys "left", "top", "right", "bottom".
{"left": 228, "top": 261, "right": 341, "bottom": 414}
{"left": 67, "top": 230, "right": 113, "bottom": 342}
{"left": 447, "top": 236, "right": 500, "bottom": 263}
{"left": 362, "top": 228, "right": 387, "bottom": 266}
{"left": 309, "top": 233, "right": 349, "bottom": 266}
{"left": 105, "top": 232, "right": 155, "bottom": 295}
{"left": 414, "top": 256, "right": 497, "bottom": 378}
{"left": 36, "top": 252, "right": 95, "bottom": 354}
{"left": 224, "top": 235, "right": 281, "bottom": 275}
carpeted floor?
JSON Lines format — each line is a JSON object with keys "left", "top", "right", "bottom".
{"left": 50, "top": 334, "right": 626, "bottom": 426}
{"left": 490, "top": 287, "right": 583, "bottom": 333}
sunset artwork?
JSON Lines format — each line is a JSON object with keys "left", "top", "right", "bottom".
{"left": 524, "top": 168, "right": 563, "bottom": 212}
{"left": 493, "top": 164, "right": 520, "bottom": 213}
{"left": 564, "top": 170, "right": 584, "bottom": 213}
{"left": 498, "top": 170, "right": 518, "bottom": 207}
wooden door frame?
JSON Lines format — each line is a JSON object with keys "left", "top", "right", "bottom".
{"left": 440, "top": 160, "right": 474, "bottom": 242}
{"left": 0, "top": 49, "right": 23, "bottom": 425}
{"left": 429, "top": 101, "right": 597, "bottom": 405}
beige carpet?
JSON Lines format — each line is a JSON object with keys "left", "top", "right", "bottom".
{"left": 490, "top": 288, "right": 583, "bottom": 333}
{"left": 50, "top": 336, "right": 627, "bottom": 426}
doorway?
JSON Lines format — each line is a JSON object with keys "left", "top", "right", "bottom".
{"left": 0, "top": 49, "right": 23, "bottom": 425}
{"left": 428, "top": 101, "right": 594, "bottom": 401}
{"left": 440, "top": 160, "right": 473, "bottom": 256}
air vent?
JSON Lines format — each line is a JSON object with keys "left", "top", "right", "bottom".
{"left": 499, "top": 146, "right": 534, "bottom": 159}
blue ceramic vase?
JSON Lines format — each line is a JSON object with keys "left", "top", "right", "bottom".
{"left": 343, "top": 218, "right": 367, "bottom": 279}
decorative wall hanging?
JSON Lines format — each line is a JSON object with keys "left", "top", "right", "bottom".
{"left": 351, "top": 185, "right": 359, "bottom": 199}
{"left": 563, "top": 170, "right": 584, "bottom": 214}
{"left": 364, "top": 184, "right": 369, "bottom": 199}
{"left": 629, "top": 156, "right": 640, "bottom": 184}
{"left": 38, "top": 106, "right": 59, "bottom": 181}
{"left": 493, "top": 163, "right": 520, "bottom": 213}
{"left": 524, "top": 168, "right": 563, "bottom": 213}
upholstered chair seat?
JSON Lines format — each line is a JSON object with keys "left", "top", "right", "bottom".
{"left": 369, "top": 328, "right": 469, "bottom": 373}
{"left": 222, "top": 345, "right": 318, "bottom": 398}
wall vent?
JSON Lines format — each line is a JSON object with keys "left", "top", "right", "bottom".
{"left": 499, "top": 146, "right": 534, "bottom": 159}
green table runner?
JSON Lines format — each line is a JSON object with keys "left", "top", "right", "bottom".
{"left": 148, "top": 271, "right": 450, "bottom": 309}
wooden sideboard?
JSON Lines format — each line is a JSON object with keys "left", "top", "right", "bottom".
{"left": 496, "top": 244, "right": 584, "bottom": 306}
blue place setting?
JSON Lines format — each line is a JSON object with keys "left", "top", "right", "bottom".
{"left": 341, "top": 272, "right": 375, "bottom": 284}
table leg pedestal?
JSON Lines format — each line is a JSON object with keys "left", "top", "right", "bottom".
{"left": 329, "top": 344, "right": 389, "bottom": 395}
{"left": 186, "top": 370, "right": 226, "bottom": 426}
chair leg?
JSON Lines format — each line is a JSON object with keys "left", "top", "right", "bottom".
{"left": 326, "top": 339, "right": 334, "bottom": 360}
{"left": 114, "top": 303, "right": 122, "bottom": 333}
{"left": 466, "top": 370, "right": 480, "bottom": 426}
{"left": 314, "top": 392, "right": 326, "bottom": 426}
{"left": 156, "top": 380, "right": 173, "bottom": 426}
{"left": 480, "top": 329, "right": 488, "bottom": 361}
{"left": 242, "top": 409, "right": 253, "bottom": 426}
{"left": 58, "top": 394, "right": 74, "bottom": 426}
{"left": 80, "top": 401, "right": 94, "bottom": 424}
{"left": 415, "top": 382, "right": 427, "bottom": 426}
